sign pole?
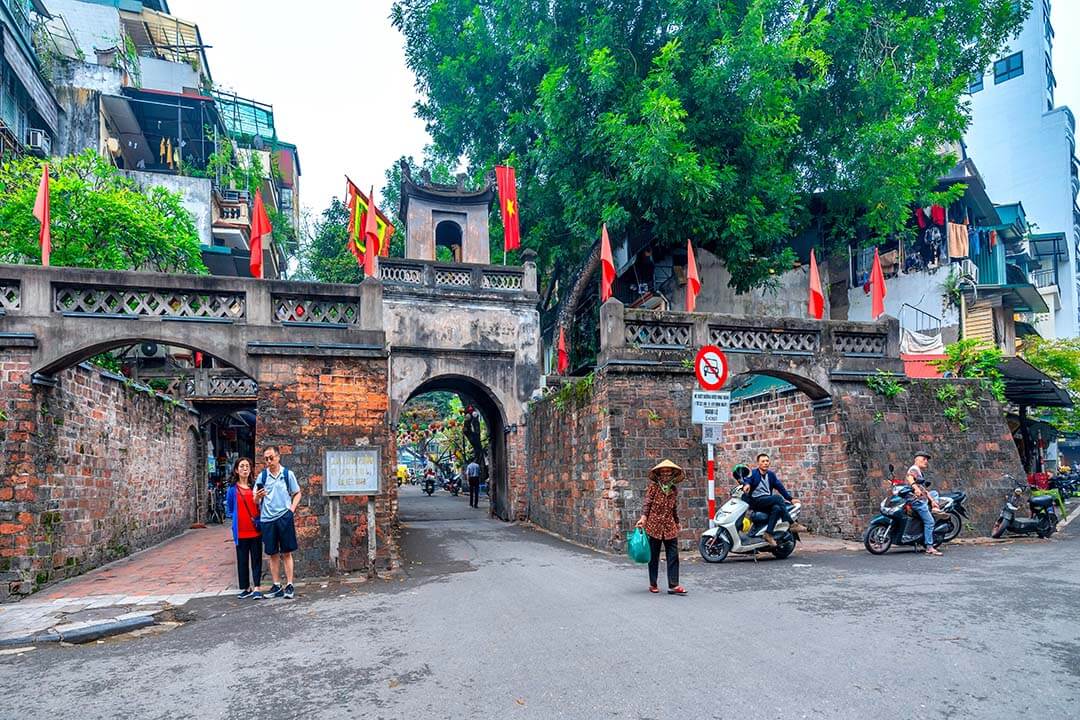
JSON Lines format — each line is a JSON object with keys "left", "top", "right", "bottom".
{"left": 707, "top": 442, "right": 716, "bottom": 527}
{"left": 367, "top": 497, "right": 377, "bottom": 578}
{"left": 329, "top": 497, "right": 341, "bottom": 569}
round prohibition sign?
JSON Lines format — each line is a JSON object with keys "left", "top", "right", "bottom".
{"left": 694, "top": 345, "right": 729, "bottom": 391}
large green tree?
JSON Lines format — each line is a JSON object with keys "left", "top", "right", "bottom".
{"left": 1022, "top": 337, "right": 1080, "bottom": 436}
{"left": 392, "top": 0, "right": 1027, "bottom": 292}
{"left": 0, "top": 150, "right": 205, "bottom": 273}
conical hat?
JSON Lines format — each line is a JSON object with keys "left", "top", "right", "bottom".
{"left": 649, "top": 459, "right": 685, "bottom": 484}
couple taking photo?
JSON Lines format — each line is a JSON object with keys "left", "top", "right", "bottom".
{"left": 225, "top": 446, "right": 302, "bottom": 600}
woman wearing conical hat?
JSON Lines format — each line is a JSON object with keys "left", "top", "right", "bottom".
{"left": 635, "top": 459, "right": 687, "bottom": 595}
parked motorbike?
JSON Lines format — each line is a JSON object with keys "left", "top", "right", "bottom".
{"left": 932, "top": 489, "right": 968, "bottom": 542}
{"left": 699, "top": 467, "right": 801, "bottom": 563}
{"left": 991, "top": 485, "right": 1058, "bottom": 539}
{"left": 444, "top": 475, "right": 461, "bottom": 496}
{"left": 863, "top": 484, "right": 958, "bottom": 554}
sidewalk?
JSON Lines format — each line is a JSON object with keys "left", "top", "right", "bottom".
{"left": 0, "top": 525, "right": 238, "bottom": 647}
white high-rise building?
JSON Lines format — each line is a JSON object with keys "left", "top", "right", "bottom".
{"left": 965, "top": 0, "right": 1080, "bottom": 339}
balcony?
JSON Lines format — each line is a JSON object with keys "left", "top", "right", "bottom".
{"left": 211, "top": 186, "right": 251, "bottom": 251}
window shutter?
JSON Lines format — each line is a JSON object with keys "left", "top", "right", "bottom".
{"left": 964, "top": 305, "right": 995, "bottom": 344}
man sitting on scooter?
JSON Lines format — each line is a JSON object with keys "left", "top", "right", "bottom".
{"left": 907, "top": 451, "right": 943, "bottom": 556}
{"left": 741, "top": 453, "right": 807, "bottom": 547}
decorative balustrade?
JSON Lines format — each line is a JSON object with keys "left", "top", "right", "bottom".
{"left": 833, "top": 331, "right": 888, "bottom": 357}
{"left": 53, "top": 285, "right": 246, "bottom": 321}
{"left": 380, "top": 258, "right": 535, "bottom": 295}
{"left": 272, "top": 294, "right": 360, "bottom": 325}
{"left": 0, "top": 281, "right": 19, "bottom": 311}
{"left": 709, "top": 325, "right": 820, "bottom": 355}
{"left": 625, "top": 319, "right": 692, "bottom": 348}
{"left": 186, "top": 372, "right": 258, "bottom": 399}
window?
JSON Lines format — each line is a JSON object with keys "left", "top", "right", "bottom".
{"left": 969, "top": 74, "right": 984, "bottom": 94}
{"left": 994, "top": 52, "right": 1024, "bottom": 84}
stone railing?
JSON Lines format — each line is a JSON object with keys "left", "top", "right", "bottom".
{"left": 0, "top": 279, "right": 19, "bottom": 312}
{"left": 272, "top": 294, "right": 361, "bottom": 326}
{"left": 54, "top": 285, "right": 246, "bottom": 321}
{"left": 602, "top": 302, "right": 895, "bottom": 360}
{"left": 184, "top": 370, "right": 258, "bottom": 400}
{"left": 379, "top": 258, "right": 537, "bottom": 295}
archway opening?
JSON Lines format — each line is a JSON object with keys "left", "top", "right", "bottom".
{"left": 396, "top": 375, "right": 509, "bottom": 521}
{"left": 711, "top": 372, "right": 847, "bottom": 536}
{"left": 435, "top": 219, "right": 463, "bottom": 263}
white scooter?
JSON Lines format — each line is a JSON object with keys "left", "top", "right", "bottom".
{"left": 698, "top": 467, "right": 802, "bottom": 563}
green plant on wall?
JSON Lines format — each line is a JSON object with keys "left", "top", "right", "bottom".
{"left": 866, "top": 369, "right": 905, "bottom": 399}
{"left": 552, "top": 372, "right": 595, "bottom": 411}
{"left": 935, "top": 383, "right": 980, "bottom": 431}
{"left": 931, "top": 339, "right": 1005, "bottom": 402}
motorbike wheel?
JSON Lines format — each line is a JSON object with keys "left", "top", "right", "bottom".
{"left": 1037, "top": 516, "right": 1056, "bottom": 539}
{"left": 699, "top": 532, "right": 732, "bottom": 563}
{"left": 940, "top": 512, "right": 962, "bottom": 543}
{"left": 771, "top": 537, "right": 796, "bottom": 560}
{"left": 991, "top": 517, "right": 1007, "bottom": 539}
{"left": 863, "top": 523, "right": 892, "bottom": 555}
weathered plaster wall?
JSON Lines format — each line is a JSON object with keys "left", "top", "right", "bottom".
{"left": 1, "top": 349, "right": 201, "bottom": 601}
{"left": 124, "top": 171, "right": 213, "bottom": 245}
{"left": 846, "top": 264, "right": 960, "bottom": 342}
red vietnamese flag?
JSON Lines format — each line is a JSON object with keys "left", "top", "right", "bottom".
{"left": 686, "top": 240, "right": 701, "bottom": 312}
{"left": 557, "top": 326, "right": 569, "bottom": 375}
{"left": 33, "top": 163, "right": 51, "bottom": 266}
{"left": 495, "top": 165, "right": 520, "bottom": 253}
{"left": 808, "top": 249, "right": 824, "bottom": 319}
{"left": 600, "top": 224, "right": 615, "bottom": 302}
{"left": 870, "top": 247, "right": 887, "bottom": 320}
{"left": 249, "top": 189, "right": 272, "bottom": 279}
{"left": 363, "top": 185, "right": 380, "bottom": 277}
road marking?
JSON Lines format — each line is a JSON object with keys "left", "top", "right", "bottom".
{"left": 1058, "top": 500, "right": 1080, "bottom": 528}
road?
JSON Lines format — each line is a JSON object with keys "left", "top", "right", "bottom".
{"left": 4, "top": 485, "right": 1079, "bottom": 720}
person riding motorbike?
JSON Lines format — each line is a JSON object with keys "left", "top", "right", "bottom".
{"left": 740, "top": 453, "right": 806, "bottom": 547}
{"left": 907, "top": 451, "right": 943, "bottom": 556}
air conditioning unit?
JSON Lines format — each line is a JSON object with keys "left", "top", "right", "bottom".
{"left": 26, "top": 128, "right": 51, "bottom": 157}
{"left": 138, "top": 342, "right": 168, "bottom": 359}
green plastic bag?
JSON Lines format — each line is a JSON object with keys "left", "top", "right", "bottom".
{"left": 627, "top": 528, "right": 651, "bottom": 564}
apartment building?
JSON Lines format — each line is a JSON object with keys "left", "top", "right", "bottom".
{"left": 0, "top": 0, "right": 59, "bottom": 157}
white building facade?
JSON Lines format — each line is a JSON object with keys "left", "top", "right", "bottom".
{"left": 965, "top": 0, "right": 1080, "bottom": 339}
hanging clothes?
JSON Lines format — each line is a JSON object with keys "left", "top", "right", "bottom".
{"left": 948, "top": 222, "right": 970, "bottom": 258}
{"left": 159, "top": 137, "right": 166, "bottom": 164}
{"left": 969, "top": 228, "right": 981, "bottom": 258}
{"left": 165, "top": 138, "right": 173, "bottom": 168}
{"left": 915, "top": 207, "right": 928, "bottom": 229}
{"left": 989, "top": 230, "right": 998, "bottom": 248}
{"left": 931, "top": 204, "right": 946, "bottom": 226}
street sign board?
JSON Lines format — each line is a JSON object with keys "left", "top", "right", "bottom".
{"left": 701, "top": 423, "right": 724, "bottom": 445}
{"left": 324, "top": 448, "right": 381, "bottom": 496}
{"left": 691, "top": 391, "right": 731, "bottom": 424}
{"left": 694, "top": 345, "right": 729, "bottom": 391}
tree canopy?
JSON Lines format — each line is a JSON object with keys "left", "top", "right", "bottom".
{"left": 1022, "top": 337, "right": 1080, "bottom": 436}
{"left": 393, "top": 0, "right": 1027, "bottom": 291}
{"left": 0, "top": 150, "right": 206, "bottom": 273}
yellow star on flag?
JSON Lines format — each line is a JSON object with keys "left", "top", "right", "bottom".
{"left": 506, "top": 198, "right": 515, "bottom": 216}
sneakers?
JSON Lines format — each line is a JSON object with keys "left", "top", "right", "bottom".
{"left": 283, "top": 583, "right": 295, "bottom": 599}
{"left": 237, "top": 589, "right": 253, "bottom": 599}
{"left": 267, "top": 584, "right": 284, "bottom": 598}
{"left": 249, "top": 591, "right": 264, "bottom": 600}
{"left": 788, "top": 522, "right": 808, "bottom": 533}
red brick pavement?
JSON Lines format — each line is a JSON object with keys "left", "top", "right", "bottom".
{"left": 37, "top": 525, "right": 237, "bottom": 600}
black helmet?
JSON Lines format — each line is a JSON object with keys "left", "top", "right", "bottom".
{"left": 731, "top": 464, "right": 751, "bottom": 481}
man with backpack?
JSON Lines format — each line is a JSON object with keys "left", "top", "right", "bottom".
{"left": 254, "top": 446, "right": 302, "bottom": 599}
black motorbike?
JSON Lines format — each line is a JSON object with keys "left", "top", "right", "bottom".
{"left": 423, "top": 475, "right": 436, "bottom": 496}
{"left": 444, "top": 475, "right": 461, "bottom": 496}
{"left": 864, "top": 484, "right": 958, "bottom": 554}
{"left": 934, "top": 489, "right": 969, "bottom": 542}
{"left": 991, "top": 487, "right": 1058, "bottom": 539}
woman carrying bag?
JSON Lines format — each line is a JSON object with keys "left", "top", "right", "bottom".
{"left": 226, "top": 458, "right": 264, "bottom": 599}
{"left": 636, "top": 459, "right": 688, "bottom": 595}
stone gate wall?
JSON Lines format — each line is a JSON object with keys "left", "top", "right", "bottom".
{"left": 1, "top": 348, "right": 200, "bottom": 600}
{"left": 525, "top": 366, "right": 1023, "bottom": 552}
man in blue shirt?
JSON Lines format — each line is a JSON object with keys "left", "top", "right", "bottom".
{"left": 741, "top": 453, "right": 806, "bottom": 546}
{"left": 255, "top": 446, "right": 302, "bottom": 599}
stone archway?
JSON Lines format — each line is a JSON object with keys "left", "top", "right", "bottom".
{"left": 397, "top": 374, "right": 513, "bottom": 520}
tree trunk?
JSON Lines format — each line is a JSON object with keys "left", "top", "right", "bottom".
{"left": 555, "top": 243, "right": 602, "bottom": 365}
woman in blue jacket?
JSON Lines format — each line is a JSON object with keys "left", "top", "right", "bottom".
{"left": 225, "top": 458, "right": 263, "bottom": 599}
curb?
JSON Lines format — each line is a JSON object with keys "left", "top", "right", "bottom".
{"left": 0, "top": 615, "right": 156, "bottom": 648}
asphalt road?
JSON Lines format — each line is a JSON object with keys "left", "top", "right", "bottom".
{"left": 4, "top": 485, "right": 1079, "bottom": 720}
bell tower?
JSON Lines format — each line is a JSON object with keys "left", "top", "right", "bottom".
{"left": 398, "top": 161, "right": 495, "bottom": 264}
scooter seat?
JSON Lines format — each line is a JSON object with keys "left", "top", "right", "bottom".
{"left": 749, "top": 512, "right": 771, "bottom": 524}
{"left": 1030, "top": 495, "right": 1055, "bottom": 508}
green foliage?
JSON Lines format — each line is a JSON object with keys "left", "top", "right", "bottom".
{"left": 552, "top": 372, "right": 595, "bottom": 410}
{"left": 935, "top": 382, "right": 980, "bottom": 431}
{"left": 931, "top": 339, "right": 1005, "bottom": 402}
{"left": 301, "top": 198, "right": 362, "bottom": 284}
{"left": 866, "top": 369, "right": 905, "bottom": 399}
{"left": 89, "top": 352, "right": 122, "bottom": 374}
{"left": 1021, "top": 337, "right": 1080, "bottom": 435}
{"left": 392, "top": 0, "right": 1027, "bottom": 290}
{"left": 0, "top": 151, "right": 206, "bottom": 273}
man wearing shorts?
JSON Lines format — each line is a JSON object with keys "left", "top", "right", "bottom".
{"left": 255, "top": 446, "right": 302, "bottom": 598}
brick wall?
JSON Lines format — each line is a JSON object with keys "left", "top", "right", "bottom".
{"left": 525, "top": 367, "right": 1023, "bottom": 552}
{"left": 254, "top": 356, "right": 396, "bottom": 577}
{"left": 1, "top": 350, "right": 200, "bottom": 600}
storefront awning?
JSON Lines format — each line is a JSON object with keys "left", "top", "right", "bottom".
{"left": 1000, "top": 357, "right": 1072, "bottom": 408}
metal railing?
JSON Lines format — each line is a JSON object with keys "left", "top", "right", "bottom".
{"left": 899, "top": 303, "right": 942, "bottom": 337}
{"left": 1030, "top": 268, "right": 1057, "bottom": 289}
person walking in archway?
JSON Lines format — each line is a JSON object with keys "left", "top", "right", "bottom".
{"left": 466, "top": 457, "right": 482, "bottom": 508}
{"left": 255, "top": 446, "right": 302, "bottom": 599}
{"left": 636, "top": 460, "right": 688, "bottom": 595}
{"left": 226, "top": 458, "right": 263, "bottom": 599}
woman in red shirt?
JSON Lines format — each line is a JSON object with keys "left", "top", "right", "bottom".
{"left": 636, "top": 459, "right": 688, "bottom": 595}
{"left": 226, "top": 458, "right": 263, "bottom": 598}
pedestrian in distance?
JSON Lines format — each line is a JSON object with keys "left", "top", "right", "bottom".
{"left": 226, "top": 458, "right": 263, "bottom": 599}
{"left": 636, "top": 459, "right": 688, "bottom": 595}
{"left": 255, "top": 446, "right": 302, "bottom": 598}
{"left": 466, "top": 458, "right": 482, "bottom": 508}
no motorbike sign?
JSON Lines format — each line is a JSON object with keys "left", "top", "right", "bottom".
{"left": 694, "top": 345, "right": 729, "bottom": 391}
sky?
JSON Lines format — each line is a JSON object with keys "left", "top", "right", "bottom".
{"left": 170, "top": 1, "right": 1080, "bottom": 226}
